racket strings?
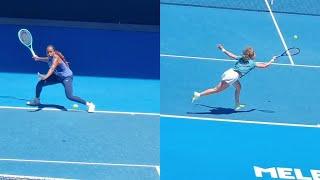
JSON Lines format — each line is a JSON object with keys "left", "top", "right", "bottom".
{"left": 281, "top": 48, "right": 300, "bottom": 56}
{"left": 21, "top": 33, "right": 31, "bottom": 44}
{"left": 286, "top": 48, "right": 300, "bottom": 56}
{"left": 18, "top": 31, "right": 32, "bottom": 46}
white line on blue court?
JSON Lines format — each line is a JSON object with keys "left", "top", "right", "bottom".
{"left": 264, "top": 0, "right": 295, "bottom": 65}
{"left": 161, "top": 114, "right": 320, "bottom": 129}
{"left": 0, "top": 158, "right": 159, "bottom": 171}
{"left": 0, "top": 105, "right": 160, "bottom": 117}
{"left": 4, "top": 94, "right": 311, "bottom": 129}
{"left": 0, "top": 174, "right": 76, "bottom": 180}
{"left": 156, "top": 166, "right": 160, "bottom": 176}
{"left": 160, "top": 54, "right": 320, "bottom": 68}
{"left": 0, "top": 106, "right": 160, "bottom": 176}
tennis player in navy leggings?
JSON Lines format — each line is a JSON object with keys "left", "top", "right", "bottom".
{"left": 27, "top": 45, "right": 95, "bottom": 113}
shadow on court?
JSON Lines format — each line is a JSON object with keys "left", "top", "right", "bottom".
{"left": 187, "top": 104, "right": 275, "bottom": 115}
{"left": 0, "top": 96, "right": 67, "bottom": 111}
{"left": 29, "top": 104, "right": 68, "bottom": 112}
{"left": 0, "top": 96, "right": 29, "bottom": 101}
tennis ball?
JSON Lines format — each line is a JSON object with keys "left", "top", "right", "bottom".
{"left": 72, "top": 104, "right": 79, "bottom": 109}
{"left": 293, "top": 35, "right": 298, "bottom": 39}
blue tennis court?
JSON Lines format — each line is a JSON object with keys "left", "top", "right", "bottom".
{"left": 161, "top": 0, "right": 320, "bottom": 179}
{"left": 0, "top": 21, "right": 159, "bottom": 179}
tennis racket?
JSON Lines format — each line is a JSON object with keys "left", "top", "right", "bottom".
{"left": 275, "top": 47, "right": 300, "bottom": 59}
{"left": 18, "top": 29, "right": 36, "bottom": 57}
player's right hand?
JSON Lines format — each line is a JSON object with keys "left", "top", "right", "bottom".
{"left": 32, "top": 55, "right": 40, "bottom": 61}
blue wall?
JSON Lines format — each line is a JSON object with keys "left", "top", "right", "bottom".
{"left": 1, "top": 24, "right": 159, "bottom": 79}
{"left": 1, "top": 0, "right": 159, "bottom": 25}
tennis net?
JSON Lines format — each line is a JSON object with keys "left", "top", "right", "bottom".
{"left": 160, "top": 0, "right": 320, "bottom": 16}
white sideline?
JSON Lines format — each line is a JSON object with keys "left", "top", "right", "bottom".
{"left": 0, "top": 173, "right": 75, "bottom": 180}
{"left": 1, "top": 105, "right": 317, "bottom": 128}
{"left": 161, "top": 114, "right": 320, "bottom": 129}
{"left": 0, "top": 158, "right": 158, "bottom": 169}
{"left": 0, "top": 105, "right": 160, "bottom": 116}
{"left": 0, "top": 158, "right": 160, "bottom": 177}
{"left": 161, "top": 54, "right": 320, "bottom": 68}
{"left": 156, "top": 166, "right": 160, "bottom": 176}
{"left": 264, "top": 0, "right": 295, "bottom": 65}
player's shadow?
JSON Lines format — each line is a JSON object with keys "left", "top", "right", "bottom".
{"left": 187, "top": 104, "right": 275, "bottom": 115}
{"left": 0, "top": 95, "right": 68, "bottom": 112}
{"left": 0, "top": 95, "right": 29, "bottom": 101}
{"left": 30, "top": 104, "right": 68, "bottom": 112}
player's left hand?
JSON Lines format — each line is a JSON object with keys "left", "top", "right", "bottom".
{"left": 37, "top": 72, "right": 46, "bottom": 80}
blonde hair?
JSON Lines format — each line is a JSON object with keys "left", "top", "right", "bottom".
{"left": 242, "top": 47, "right": 255, "bottom": 60}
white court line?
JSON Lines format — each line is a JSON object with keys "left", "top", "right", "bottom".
{"left": 160, "top": 54, "right": 320, "bottom": 68}
{"left": 0, "top": 101, "right": 320, "bottom": 129}
{"left": 0, "top": 174, "right": 75, "bottom": 180}
{"left": 0, "top": 106, "right": 160, "bottom": 176}
{"left": 156, "top": 166, "right": 160, "bottom": 176}
{"left": 0, "top": 158, "right": 159, "bottom": 170}
{"left": 264, "top": 0, "right": 295, "bottom": 65}
{"left": 0, "top": 105, "right": 160, "bottom": 117}
{"left": 161, "top": 114, "right": 320, "bottom": 129}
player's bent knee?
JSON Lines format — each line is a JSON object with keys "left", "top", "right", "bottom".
{"left": 66, "top": 94, "right": 74, "bottom": 100}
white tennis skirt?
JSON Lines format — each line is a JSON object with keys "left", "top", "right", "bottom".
{"left": 221, "top": 68, "right": 240, "bottom": 85}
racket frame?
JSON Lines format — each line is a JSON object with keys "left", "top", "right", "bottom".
{"left": 18, "top": 29, "right": 36, "bottom": 57}
{"left": 275, "top": 47, "right": 300, "bottom": 58}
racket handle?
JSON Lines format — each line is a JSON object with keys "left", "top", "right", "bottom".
{"left": 30, "top": 49, "right": 36, "bottom": 57}
{"left": 270, "top": 56, "right": 277, "bottom": 63}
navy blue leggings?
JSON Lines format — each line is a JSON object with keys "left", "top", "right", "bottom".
{"left": 36, "top": 74, "right": 86, "bottom": 105}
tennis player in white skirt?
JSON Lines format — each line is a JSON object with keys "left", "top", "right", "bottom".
{"left": 192, "top": 44, "right": 277, "bottom": 110}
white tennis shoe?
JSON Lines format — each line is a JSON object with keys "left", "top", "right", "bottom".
{"left": 235, "top": 104, "right": 246, "bottom": 111}
{"left": 26, "top": 98, "right": 40, "bottom": 106}
{"left": 87, "top": 102, "right": 96, "bottom": 113}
